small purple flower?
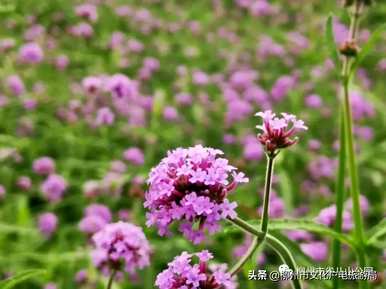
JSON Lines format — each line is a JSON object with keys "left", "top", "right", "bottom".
{"left": 163, "top": 106, "right": 179, "bottom": 121}
{"left": 69, "top": 22, "right": 94, "bottom": 38}
{"left": 0, "top": 184, "right": 5, "bottom": 200}
{"left": 82, "top": 75, "right": 103, "bottom": 94}
{"left": 91, "top": 221, "right": 151, "bottom": 275}
{"left": 255, "top": 110, "right": 307, "bottom": 155}
{"left": 6, "top": 75, "right": 25, "bottom": 96}
{"left": 85, "top": 204, "right": 112, "bottom": 222}
{"left": 41, "top": 174, "right": 67, "bottom": 203}
{"left": 38, "top": 212, "right": 58, "bottom": 238}
{"left": 16, "top": 176, "right": 32, "bottom": 191}
{"left": 79, "top": 215, "right": 108, "bottom": 235}
{"left": 243, "top": 135, "right": 264, "bottom": 161}
{"left": 33, "top": 157, "right": 55, "bottom": 175}
{"left": 83, "top": 180, "right": 101, "bottom": 198}
{"left": 145, "top": 145, "right": 248, "bottom": 243}
{"left": 95, "top": 107, "right": 115, "bottom": 126}
{"left": 345, "top": 195, "right": 369, "bottom": 217}
{"left": 75, "top": 4, "right": 98, "bottom": 22}
{"left": 308, "top": 156, "right": 337, "bottom": 180}
{"left": 305, "top": 94, "right": 323, "bottom": 108}
{"left": 54, "top": 54, "right": 69, "bottom": 70}
{"left": 75, "top": 270, "right": 88, "bottom": 284}
{"left": 123, "top": 147, "right": 144, "bottom": 166}
{"left": 270, "top": 75, "right": 296, "bottom": 101}
{"left": 155, "top": 250, "right": 237, "bottom": 289}
{"left": 79, "top": 204, "right": 112, "bottom": 235}
{"left": 316, "top": 205, "right": 353, "bottom": 232}
{"left": 18, "top": 42, "right": 44, "bottom": 64}
{"left": 300, "top": 241, "right": 328, "bottom": 262}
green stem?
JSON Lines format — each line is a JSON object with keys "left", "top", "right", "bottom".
{"left": 228, "top": 154, "right": 276, "bottom": 276}
{"left": 106, "top": 269, "right": 117, "bottom": 289}
{"left": 260, "top": 155, "right": 275, "bottom": 235}
{"left": 227, "top": 217, "right": 302, "bottom": 289}
{"left": 332, "top": 111, "right": 346, "bottom": 289}
{"left": 340, "top": 1, "right": 367, "bottom": 288}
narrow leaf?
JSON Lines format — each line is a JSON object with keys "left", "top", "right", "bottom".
{"left": 366, "top": 218, "right": 386, "bottom": 246}
{"left": 0, "top": 269, "right": 46, "bottom": 289}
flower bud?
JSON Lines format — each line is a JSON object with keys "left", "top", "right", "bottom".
{"left": 339, "top": 40, "right": 359, "bottom": 57}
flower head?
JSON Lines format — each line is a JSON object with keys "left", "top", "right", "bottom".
{"left": 33, "top": 157, "right": 55, "bottom": 175}
{"left": 145, "top": 145, "right": 248, "bottom": 243}
{"left": 38, "top": 212, "right": 58, "bottom": 238}
{"left": 91, "top": 222, "right": 151, "bottom": 275}
{"left": 156, "top": 250, "right": 237, "bottom": 289}
{"left": 255, "top": 110, "right": 307, "bottom": 155}
{"left": 41, "top": 174, "right": 67, "bottom": 203}
{"left": 18, "top": 42, "right": 44, "bottom": 64}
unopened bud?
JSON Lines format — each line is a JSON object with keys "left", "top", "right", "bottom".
{"left": 339, "top": 40, "right": 359, "bottom": 57}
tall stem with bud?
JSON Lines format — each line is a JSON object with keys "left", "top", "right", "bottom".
{"left": 338, "top": 1, "right": 369, "bottom": 288}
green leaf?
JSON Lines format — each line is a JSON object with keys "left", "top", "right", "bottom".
{"left": 227, "top": 218, "right": 357, "bottom": 248}
{"left": 350, "top": 23, "right": 386, "bottom": 76}
{"left": 366, "top": 218, "right": 386, "bottom": 247}
{"left": 325, "top": 14, "right": 340, "bottom": 68}
{"left": 0, "top": 269, "right": 46, "bottom": 289}
{"left": 0, "top": 223, "right": 38, "bottom": 235}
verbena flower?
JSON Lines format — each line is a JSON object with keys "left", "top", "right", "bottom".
{"left": 0, "top": 185, "right": 6, "bottom": 200}
{"left": 41, "top": 174, "right": 67, "bottom": 203}
{"left": 255, "top": 110, "right": 307, "bottom": 155}
{"left": 91, "top": 221, "right": 151, "bottom": 276}
{"left": 79, "top": 204, "right": 112, "bottom": 235}
{"left": 18, "top": 42, "right": 44, "bottom": 64}
{"left": 315, "top": 204, "right": 353, "bottom": 232}
{"left": 38, "top": 212, "right": 58, "bottom": 238}
{"left": 300, "top": 241, "right": 328, "bottom": 262}
{"left": 155, "top": 250, "right": 237, "bottom": 289}
{"left": 145, "top": 145, "right": 248, "bottom": 244}
{"left": 33, "top": 157, "right": 55, "bottom": 175}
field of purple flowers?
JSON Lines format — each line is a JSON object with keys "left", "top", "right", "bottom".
{"left": 0, "top": 1, "right": 385, "bottom": 289}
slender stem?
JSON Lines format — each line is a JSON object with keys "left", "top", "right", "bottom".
{"left": 106, "top": 269, "right": 117, "bottom": 289}
{"left": 260, "top": 155, "right": 275, "bottom": 235}
{"left": 340, "top": 1, "right": 368, "bottom": 288}
{"left": 332, "top": 111, "right": 346, "bottom": 289}
{"left": 228, "top": 153, "right": 276, "bottom": 276}
{"left": 227, "top": 217, "right": 302, "bottom": 289}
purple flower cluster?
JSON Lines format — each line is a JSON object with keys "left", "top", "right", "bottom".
{"left": 155, "top": 250, "right": 237, "bottom": 289}
{"left": 79, "top": 204, "right": 112, "bottom": 235}
{"left": 41, "top": 174, "right": 67, "bottom": 203}
{"left": 145, "top": 145, "right": 248, "bottom": 243}
{"left": 256, "top": 110, "right": 307, "bottom": 155}
{"left": 33, "top": 157, "right": 55, "bottom": 175}
{"left": 91, "top": 221, "right": 151, "bottom": 275}
{"left": 38, "top": 212, "right": 58, "bottom": 238}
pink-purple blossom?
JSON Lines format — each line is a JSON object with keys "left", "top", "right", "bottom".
{"left": 256, "top": 110, "right": 307, "bottom": 154}
{"left": 145, "top": 145, "right": 248, "bottom": 243}
{"left": 33, "top": 157, "right": 55, "bottom": 175}
{"left": 123, "top": 147, "right": 144, "bottom": 166}
{"left": 155, "top": 251, "right": 237, "bottom": 289}
{"left": 41, "top": 174, "right": 67, "bottom": 203}
{"left": 91, "top": 221, "right": 151, "bottom": 275}
{"left": 18, "top": 42, "right": 44, "bottom": 64}
{"left": 38, "top": 212, "right": 58, "bottom": 238}
{"left": 300, "top": 241, "right": 328, "bottom": 262}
